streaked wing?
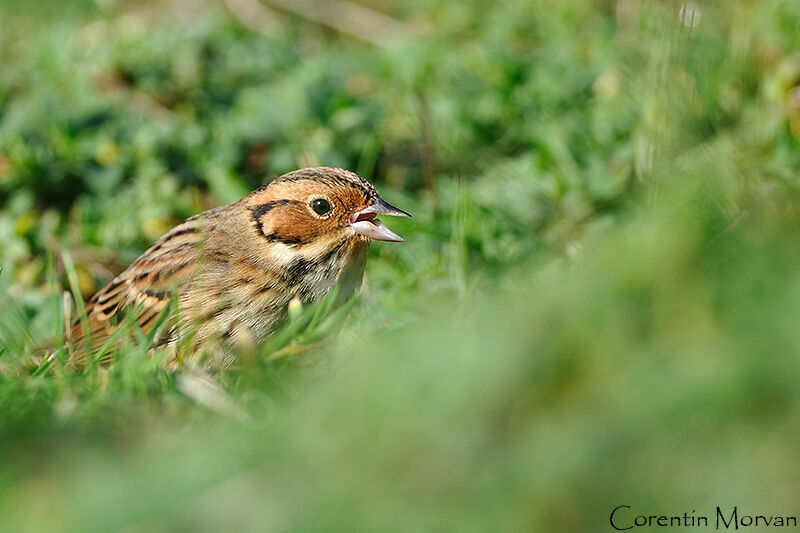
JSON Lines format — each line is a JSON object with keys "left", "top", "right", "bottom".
{"left": 68, "top": 218, "right": 204, "bottom": 365}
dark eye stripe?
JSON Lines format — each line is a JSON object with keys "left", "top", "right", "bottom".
{"left": 250, "top": 200, "right": 303, "bottom": 239}
{"left": 250, "top": 199, "right": 302, "bottom": 220}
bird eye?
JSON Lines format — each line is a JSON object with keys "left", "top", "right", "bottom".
{"left": 310, "top": 198, "right": 332, "bottom": 216}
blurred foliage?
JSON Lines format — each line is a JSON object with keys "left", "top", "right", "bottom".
{"left": 2, "top": 0, "right": 800, "bottom": 531}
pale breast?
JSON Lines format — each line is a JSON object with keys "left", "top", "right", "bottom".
{"left": 182, "top": 232, "right": 369, "bottom": 353}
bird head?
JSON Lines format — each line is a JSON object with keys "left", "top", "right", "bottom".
{"left": 244, "top": 167, "right": 411, "bottom": 252}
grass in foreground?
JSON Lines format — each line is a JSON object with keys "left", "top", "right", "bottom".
{"left": 2, "top": 0, "right": 800, "bottom": 531}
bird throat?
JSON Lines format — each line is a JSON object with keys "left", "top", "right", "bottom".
{"left": 283, "top": 235, "right": 369, "bottom": 306}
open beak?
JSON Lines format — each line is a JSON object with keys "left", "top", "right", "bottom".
{"left": 350, "top": 197, "right": 411, "bottom": 242}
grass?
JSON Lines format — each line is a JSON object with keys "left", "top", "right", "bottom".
{"left": 2, "top": 0, "right": 800, "bottom": 531}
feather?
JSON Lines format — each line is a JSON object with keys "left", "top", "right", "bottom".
{"left": 55, "top": 167, "right": 409, "bottom": 369}
{"left": 67, "top": 218, "right": 204, "bottom": 366}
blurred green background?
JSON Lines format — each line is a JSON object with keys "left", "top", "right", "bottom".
{"left": 2, "top": 0, "right": 800, "bottom": 531}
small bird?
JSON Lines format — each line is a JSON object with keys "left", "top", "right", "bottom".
{"left": 65, "top": 167, "right": 410, "bottom": 366}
